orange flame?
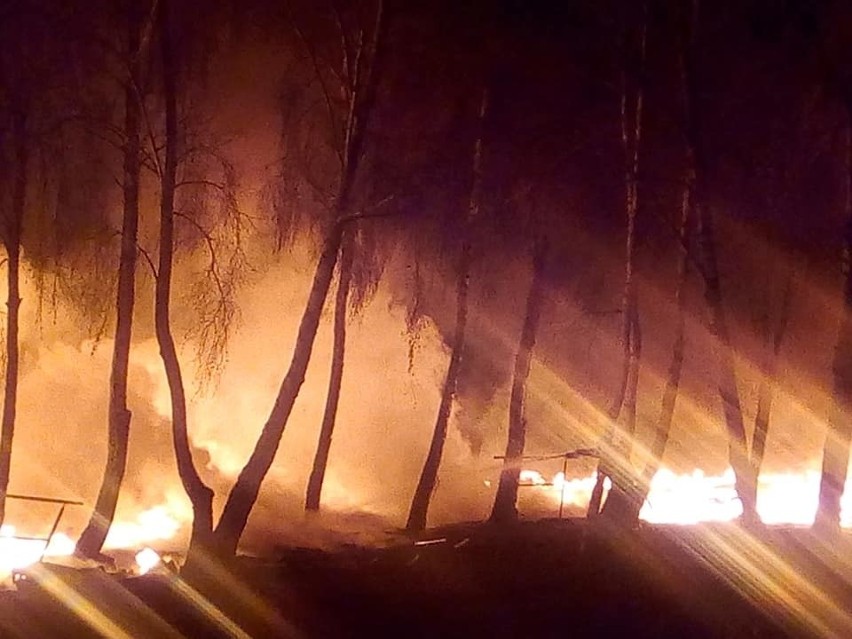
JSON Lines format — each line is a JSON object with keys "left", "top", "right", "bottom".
{"left": 535, "top": 467, "right": 852, "bottom": 526}
{"left": 1, "top": 467, "right": 850, "bottom": 588}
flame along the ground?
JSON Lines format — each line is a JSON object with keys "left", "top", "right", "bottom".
{"left": 518, "top": 467, "right": 852, "bottom": 525}
{"left": 0, "top": 494, "right": 190, "bottom": 585}
{"left": 0, "top": 526, "right": 164, "bottom": 585}
{"left": 2, "top": 467, "right": 851, "bottom": 586}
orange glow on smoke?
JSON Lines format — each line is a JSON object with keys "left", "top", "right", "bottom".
{"left": 103, "top": 489, "right": 192, "bottom": 550}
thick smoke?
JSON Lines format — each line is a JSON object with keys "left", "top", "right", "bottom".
{"left": 0, "top": 210, "right": 843, "bottom": 552}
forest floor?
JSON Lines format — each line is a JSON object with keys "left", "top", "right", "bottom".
{"left": 0, "top": 519, "right": 850, "bottom": 638}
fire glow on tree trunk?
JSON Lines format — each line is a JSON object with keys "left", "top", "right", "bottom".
{"left": 305, "top": 234, "right": 353, "bottom": 512}
{"left": 590, "top": 0, "right": 646, "bottom": 520}
{"left": 215, "top": 0, "right": 388, "bottom": 553}
{"left": 405, "top": 238, "right": 471, "bottom": 532}
{"left": 153, "top": 0, "right": 216, "bottom": 559}
{"left": 638, "top": 160, "right": 692, "bottom": 509}
{"left": 685, "top": 0, "right": 756, "bottom": 523}
{"left": 214, "top": 222, "right": 346, "bottom": 555}
{"left": 741, "top": 274, "right": 792, "bottom": 519}
{"left": 406, "top": 86, "right": 489, "bottom": 533}
{"left": 302, "top": 0, "right": 388, "bottom": 515}
{"left": 635, "top": 29, "right": 695, "bottom": 515}
{"left": 490, "top": 238, "right": 548, "bottom": 523}
{"left": 0, "top": 110, "right": 27, "bottom": 526}
{"left": 816, "top": 116, "right": 852, "bottom": 531}
{"left": 75, "top": 6, "right": 142, "bottom": 556}
{"left": 696, "top": 206, "right": 756, "bottom": 521}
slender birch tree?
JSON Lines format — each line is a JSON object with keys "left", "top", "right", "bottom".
{"left": 76, "top": 0, "right": 147, "bottom": 558}
{"left": 215, "top": 0, "right": 389, "bottom": 555}
{"left": 306, "top": 0, "right": 389, "bottom": 512}
{"left": 685, "top": 0, "right": 757, "bottom": 523}
{"left": 406, "top": 86, "right": 489, "bottom": 532}
{"left": 490, "top": 237, "right": 549, "bottom": 523}
{"left": 816, "top": 118, "right": 852, "bottom": 531}
{"left": 588, "top": 0, "right": 647, "bottom": 521}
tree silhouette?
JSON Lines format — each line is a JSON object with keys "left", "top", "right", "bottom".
{"left": 407, "top": 86, "right": 489, "bottom": 532}
{"left": 75, "top": 0, "right": 147, "bottom": 559}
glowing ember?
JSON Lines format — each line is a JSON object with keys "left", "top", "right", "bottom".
{"left": 135, "top": 547, "right": 161, "bottom": 575}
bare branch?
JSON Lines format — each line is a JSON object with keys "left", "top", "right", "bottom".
{"left": 137, "top": 243, "right": 158, "bottom": 280}
{"left": 330, "top": 0, "right": 354, "bottom": 95}
{"left": 174, "top": 210, "right": 227, "bottom": 302}
{"left": 337, "top": 194, "right": 396, "bottom": 228}
{"left": 174, "top": 201, "right": 245, "bottom": 391}
{"left": 586, "top": 308, "right": 622, "bottom": 316}
{"left": 175, "top": 178, "right": 226, "bottom": 191}
{"left": 286, "top": 1, "right": 344, "bottom": 166}
{"left": 103, "top": 225, "right": 157, "bottom": 279}
{"left": 341, "top": 26, "right": 366, "bottom": 173}
{"left": 139, "top": 145, "right": 163, "bottom": 176}
{"left": 133, "top": 75, "right": 164, "bottom": 178}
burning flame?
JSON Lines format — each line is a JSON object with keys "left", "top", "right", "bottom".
{"left": 0, "top": 525, "right": 76, "bottom": 573}
{"left": 0, "top": 489, "right": 191, "bottom": 587}
{"left": 531, "top": 466, "right": 852, "bottom": 526}
{"left": 103, "top": 503, "right": 187, "bottom": 550}
{"left": 134, "top": 547, "right": 161, "bottom": 575}
{"left": 1, "top": 467, "right": 851, "bottom": 588}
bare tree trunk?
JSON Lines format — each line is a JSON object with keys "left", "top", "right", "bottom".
{"left": 305, "top": 235, "right": 353, "bottom": 511}
{"left": 816, "top": 117, "right": 852, "bottom": 532}
{"left": 76, "top": 0, "right": 146, "bottom": 560}
{"left": 490, "top": 239, "right": 548, "bottom": 524}
{"left": 76, "top": 8, "right": 144, "bottom": 559}
{"left": 696, "top": 208, "right": 756, "bottom": 521}
{"left": 742, "top": 275, "right": 792, "bottom": 518}
{"left": 301, "top": 0, "right": 389, "bottom": 515}
{"left": 406, "top": 86, "right": 488, "bottom": 533}
{"left": 213, "top": 223, "right": 346, "bottom": 555}
{"left": 683, "top": 0, "right": 755, "bottom": 523}
{"left": 151, "top": 0, "right": 215, "bottom": 563}
{"left": 587, "top": 354, "right": 629, "bottom": 517}
{"left": 405, "top": 240, "right": 471, "bottom": 532}
{"left": 637, "top": 167, "right": 692, "bottom": 509}
{"left": 635, "top": 24, "right": 697, "bottom": 515}
{"left": 214, "top": 0, "right": 388, "bottom": 557}
{"left": 0, "top": 110, "right": 26, "bottom": 526}
{"left": 749, "top": 384, "right": 771, "bottom": 485}
{"left": 590, "top": 2, "right": 646, "bottom": 521}
{"left": 641, "top": 320, "right": 685, "bottom": 495}
{"left": 76, "top": 26, "right": 143, "bottom": 557}
{"left": 600, "top": 303, "right": 642, "bottom": 521}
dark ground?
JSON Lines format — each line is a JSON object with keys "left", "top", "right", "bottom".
{"left": 0, "top": 520, "right": 850, "bottom": 638}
